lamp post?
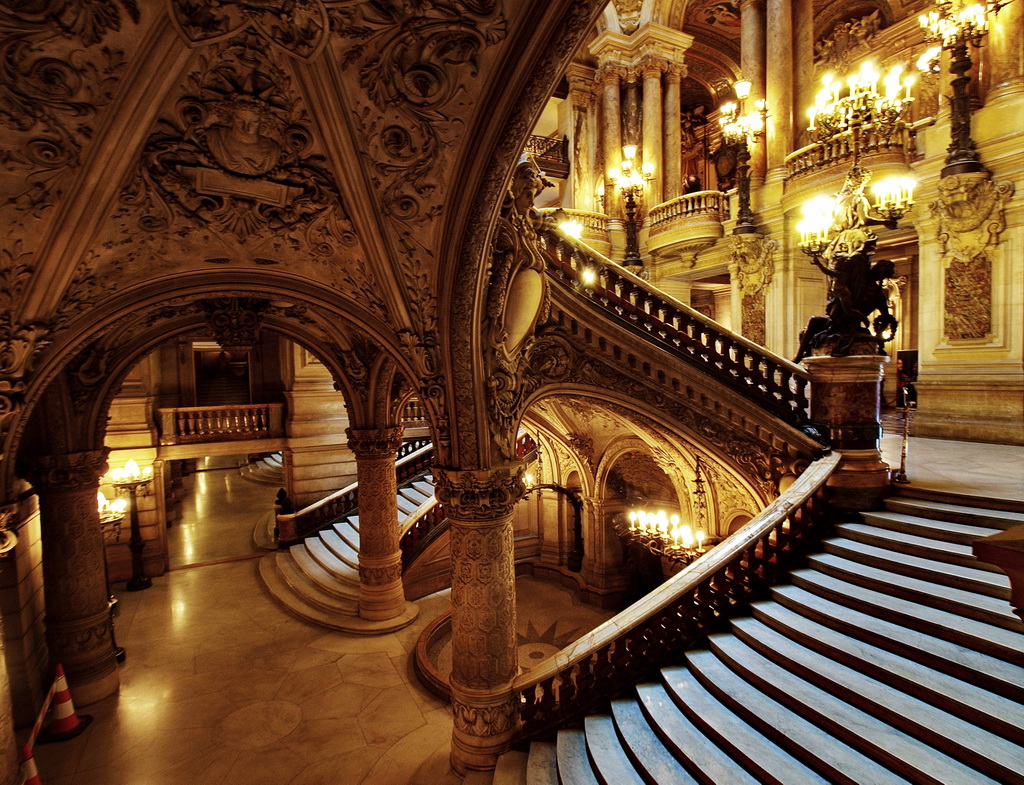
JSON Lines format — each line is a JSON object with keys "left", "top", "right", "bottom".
{"left": 919, "top": 0, "right": 1013, "bottom": 176}
{"left": 608, "top": 145, "right": 654, "bottom": 269}
{"left": 719, "top": 80, "right": 768, "bottom": 235}
{"left": 111, "top": 459, "right": 154, "bottom": 592}
{"left": 97, "top": 492, "right": 128, "bottom": 661}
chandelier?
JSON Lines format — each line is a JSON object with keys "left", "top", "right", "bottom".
{"left": 718, "top": 79, "right": 768, "bottom": 234}
{"left": 608, "top": 145, "right": 654, "bottom": 268}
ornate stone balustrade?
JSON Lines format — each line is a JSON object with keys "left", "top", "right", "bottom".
{"left": 541, "top": 228, "right": 812, "bottom": 426}
{"left": 158, "top": 403, "right": 284, "bottom": 445}
{"left": 276, "top": 440, "right": 433, "bottom": 546}
{"left": 785, "top": 124, "right": 917, "bottom": 181}
{"left": 512, "top": 451, "right": 841, "bottom": 740}
{"left": 648, "top": 190, "right": 730, "bottom": 231}
{"left": 645, "top": 190, "right": 729, "bottom": 261}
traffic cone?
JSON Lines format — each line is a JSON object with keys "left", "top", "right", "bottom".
{"left": 36, "top": 664, "right": 92, "bottom": 743}
{"left": 21, "top": 743, "right": 42, "bottom": 785}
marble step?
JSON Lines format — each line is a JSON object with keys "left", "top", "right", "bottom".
{"left": 791, "top": 567, "right": 1024, "bottom": 664}
{"left": 290, "top": 543, "right": 358, "bottom": 598}
{"left": 836, "top": 522, "right": 1003, "bottom": 573}
{"left": 807, "top": 553, "right": 1020, "bottom": 630}
{"left": 399, "top": 485, "right": 432, "bottom": 506}
{"left": 860, "top": 510, "right": 1002, "bottom": 546}
{"left": 729, "top": 616, "right": 1024, "bottom": 777}
{"left": 660, "top": 664, "right": 829, "bottom": 785}
{"left": 884, "top": 497, "right": 1024, "bottom": 530}
{"left": 608, "top": 699, "right": 699, "bottom": 784}
{"left": 822, "top": 537, "right": 1011, "bottom": 599}
{"left": 491, "top": 750, "right": 528, "bottom": 785}
{"left": 583, "top": 715, "right": 645, "bottom": 785}
{"left": 303, "top": 538, "right": 360, "bottom": 590}
{"left": 275, "top": 552, "right": 357, "bottom": 614}
{"left": 556, "top": 729, "right": 600, "bottom": 785}
{"left": 636, "top": 681, "right": 759, "bottom": 785}
{"left": 686, "top": 646, "right": 912, "bottom": 785}
{"left": 525, "top": 742, "right": 557, "bottom": 785}
{"left": 752, "top": 598, "right": 1024, "bottom": 740}
{"left": 396, "top": 494, "right": 420, "bottom": 515}
{"left": 410, "top": 480, "right": 435, "bottom": 498}
{"left": 321, "top": 527, "right": 358, "bottom": 568}
{"left": 331, "top": 519, "right": 360, "bottom": 551}
{"left": 769, "top": 583, "right": 1024, "bottom": 703}
{"left": 708, "top": 633, "right": 1004, "bottom": 785}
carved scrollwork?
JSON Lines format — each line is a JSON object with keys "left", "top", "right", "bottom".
{"left": 65, "top": 343, "right": 114, "bottom": 414}
{"left": 434, "top": 464, "right": 525, "bottom": 521}
{"left": 731, "top": 234, "right": 776, "bottom": 346}
{"left": 169, "top": 0, "right": 330, "bottom": 60}
{"left": 0, "top": 317, "right": 51, "bottom": 432}
{"left": 451, "top": 697, "right": 517, "bottom": 737}
{"left": 112, "top": 34, "right": 356, "bottom": 259}
{"left": 345, "top": 426, "right": 403, "bottom": 460}
{"left": 19, "top": 448, "right": 109, "bottom": 490}
{"left": 814, "top": 11, "right": 882, "bottom": 75}
{"left": 201, "top": 297, "right": 268, "bottom": 350}
{"left": 930, "top": 173, "right": 1014, "bottom": 341}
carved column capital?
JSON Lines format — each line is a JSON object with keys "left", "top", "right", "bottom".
{"left": 433, "top": 463, "right": 526, "bottom": 521}
{"left": 664, "top": 63, "right": 686, "bottom": 82}
{"left": 20, "top": 449, "right": 109, "bottom": 491}
{"left": 345, "top": 425, "right": 404, "bottom": 459}
{"left": 640, "top": 55, "right": 668, "bottom": 78}
{"left": 596, "top": 63, "right": 625, "bottom": 85}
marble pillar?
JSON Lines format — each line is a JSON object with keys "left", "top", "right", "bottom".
{"left": 741, "top": 0, "right": 767, "bottom": 181}
{"left": 792, "top": 0, "right": 815, "bottom": 148}
{"left": 987, "top": 0, "right": 1024, "bottom": 99}
{"left": 435, "top": 464, "right": 523, "bottom": 775}
{"left": 568, "top": 67, "right": 596, "bottom": 212}
{"left": 599, "top": 65, "right": 623, "bottom": 210}
{"left": 642, "top": 57, "right": 664, "bottom": 206}
{"left": 803, "top": 357, "right": 890, "bottom": 511}
{"left": 765, "top": 0, "right": 794, "bottom": 173}
{"left": 663, "top": 65, "right": 684, "bottom": 201}
{"left": 346, "top": 426, "right": 406, "bottom": 621}
{"left": 623, "top": 69, "right": 641, "bottom": 150}
{"left": 0, "top": 630, "right": 16, "bottom": 785}
{"left": 22, "top": 451, "right": 119, "bottom": 706}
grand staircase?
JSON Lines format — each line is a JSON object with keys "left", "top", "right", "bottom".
{"left": 258, "top": 472, "right": 434, "bottom": 633}
{"left": 491, "top": 491, "right": 1024, "bottom": 785}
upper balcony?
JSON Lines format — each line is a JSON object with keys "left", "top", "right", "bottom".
{"left": 646, "top": 190, "right": 730, "bottom": 261}
{"left": 785, "top": 124, "right": 918, "bottom": 184}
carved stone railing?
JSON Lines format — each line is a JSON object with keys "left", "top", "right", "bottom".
{"left": 276, "top": 440, "right": 433, "bottom": 547}
{"left": 158, "top": 403, "right": 284, "bottom": 445}
{"left": 541, "top": 227, "right": 812, "bottom": 427}
{"left": 648, "top": 190, "right": 730, "bottom": 233}
{"left": 401, "top": 398, "right": 428, "bottom": 428}
{"left": 525, "top": 134, "right": 570, "bottom": 178}
{"left": 785, "top": 124, "right": 917, "bottom": 181}
{"left": 512, "top": 451, "right": 841, "bottom": 741}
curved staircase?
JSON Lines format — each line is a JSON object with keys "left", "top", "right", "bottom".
{"left": 258, "top": 474, "right": 434, "bottom": 634}
{"left": 495, "top": 491, "right": 1024, "bottom": 784}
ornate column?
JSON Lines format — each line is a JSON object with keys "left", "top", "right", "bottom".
{"left": 599, "top": 64, "right": 624, "bottom": 208}
{"left": 792, "top": 0, "right": 815, "bottom": 148}
{"left": 641, "top": 56, "right": 664, "bottom": 206}
{"left": 0, "top": 626, "right": 17, "bottom": 785}
{"left": 567, "top": 65, "right": 597, "bottom": 212}
{"left": 731, "top": 234, "right": 776, "bottom": 345}
{"left": 623, "top": 68, "right": 641, "bottom": 150}
{"left": 345, "top": 426, "right": 406, "bottom": 621}
{"left": 741, "top": 0, "right": 767, "bottom": 181}
{"left": 803, "top": 358, "right": 890, "bottom": 510}
{"left": 987, "top": 0, "right": 1024, "bottom": 100}
{"left": 22, "top": 451, "right": 119, "bottom": 705}
{"left": 663, "top": 64, "right": 684, "bottom": 201}
{"left": 765, "top": 0, "right": 793, "bottom": 173}
{"left": 435, "top": 464, "right": 523, "bottom": 775}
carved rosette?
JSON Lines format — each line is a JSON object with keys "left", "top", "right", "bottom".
{"left": 930, "top": 173, "right": 1014, "bottom": 341}
{"left": 202, "top": 297, "right": 268, "bottom": 351}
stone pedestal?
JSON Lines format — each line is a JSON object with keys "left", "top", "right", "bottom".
{"left": 435, "top": 464, "right": 523, "bottom": 775}
{"left": 21, "top": 451, "right": 120, "bottom": 705}
{"left": 803, "top": 356, "right": 890, "bottom": 511}
{"left": 346, "top": 427, "right": 407, "bottom": 622}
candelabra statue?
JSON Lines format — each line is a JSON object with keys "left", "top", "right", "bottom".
{"left": 111, "top": 459, "right": 154, "bottom": 591}
{"left": 718, "top": 80, "right": 768, "bottom": 235}
{"left": 919, "top": 0, "right": 1014, "bottom": 176}
{"left": 795, "top": 62, "right": 915, "bottom": 359}
{"left": 608, "top": 145, "right": 654, "bottom": 271}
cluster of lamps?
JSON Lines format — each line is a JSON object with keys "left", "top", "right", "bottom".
{"left": 623, "top": 509, "right": 708, "bottom": 564}
{"left": 607, "top": 145, "right": 654, "bottom": 267}
{"left": 806, "top": 62, "right": 915, "bottom": 141}
{"left": 108, "top": 458, "right": 154, "bottom": 592}
{"left": 718, "top": 80, "right": 768, "bottom": 234}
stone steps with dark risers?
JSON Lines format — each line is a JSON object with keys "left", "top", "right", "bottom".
{"left": 836, "top": 522, "right": 1004, "bottom": 572}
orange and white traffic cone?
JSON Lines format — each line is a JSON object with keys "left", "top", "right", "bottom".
{"left": 36, "top": 664, "right": 92, "bottom": 743}
{"left": 21, "top": 743, "right": 42, "bottom": 785}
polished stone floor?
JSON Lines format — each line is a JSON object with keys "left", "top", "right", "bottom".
{"left": 29, "top": 437, "right": 1023, "bottom": 783}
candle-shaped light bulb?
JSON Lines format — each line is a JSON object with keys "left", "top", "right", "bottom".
{"left": 622, "top": 144, "right": 637, "bottom": 162}
{"left": 97, "top": 491, "right": 107, "bottom": 512}
{"left": 124, "top": 458, "right": 140, "bottom": 479}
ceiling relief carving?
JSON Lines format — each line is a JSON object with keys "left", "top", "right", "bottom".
{"left": 201, "top": 297, "right": 268, "bottom": 351}
{"left": 169, "top": 0, "right": 330, "bottom": 60}
{"left": 814, "top": 10, "right": 882, "bottom": 74}
{"left": 0, "top": 0, "right": 137, "bottom": 230}
{"left": 682, "top": 1, "right": 740, "bottom": 65}
{"left": 611, "top": 0, "right": 642, "bottom": 34}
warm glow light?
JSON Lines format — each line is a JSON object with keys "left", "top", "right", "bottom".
{"left": 111, "top": 499, "right": 127, "bottom": 514}
{"left": 97, "top": 491, "right": 108, "bottom": 512}
{"left": 581, "top": 268, "right": 596, "bottom": 285}
{"left": 560, "top": 219, "right": 584, "bottom": 239}
{"left": 734, "top": 79, "right": 751, "bottom": 99}
{"left": 621, "top": 144, "right": 637, "bottom": 161}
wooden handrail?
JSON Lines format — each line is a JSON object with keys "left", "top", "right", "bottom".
{"left": 512, "top": 451, "right": 840, "bottom": 740}
{"left": 540, "top": 225, "right": 813, "bottom": 427}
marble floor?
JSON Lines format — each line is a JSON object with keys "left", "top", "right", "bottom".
{"left": 28, "top": 437, "right": 1023, "bottom": 783}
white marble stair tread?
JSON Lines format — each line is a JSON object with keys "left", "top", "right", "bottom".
{"left": 660, "top": 665, "right": 829, "bottom": 785}
{"left": 583, "top": 715, "right": 646, "bottom": 785}
{"left": 294, "top": 541, "right": 359, "bottom": 597}
{"left": 411, "top": 480, "right": 434, "bottom": 497}
{"left": 345, "top": 514, "right": 360, "bottom": 531}
{"left": 708, "top": 632, "right": 1004, "bottom": 785}
{"left": 636, "top": 681, "right": 759, "bottom": 785}
{"left": 686, "top": 645, "right": 913, "bottom": 785}
{"left": 726, "top": 618, "right": 1024, "bottom": 784}
{"left": 492, "top": 750, "right": 528, "bottom": 785}
{"left": 823, "top": 537, "right": 1011, "bottom": 598}
{"left": 556, "top": 729, "right": 600, "bottom": 785}
{"left": 884, "top": 498, "right": 1024, "bottom": 530}
{"left": 331, "top": 520, "right": 360, "bottom": 551}
{"left": 252, "top": 509, "right": 277, "bottom": 551}
{"left": 770, "top": 583, "right": 1024, "bottom": 703}
{"left": 399, "top": 485, "right": 431, "bottom": 504}
{"left": 276, "top": 552, "right": 357, "bottom": 613}
{"left": 609, "top": 699, "right": 700, "bottom": 784}
{"left": 807, "top": 553, "right": 1019, "bottom": 629}
{"left": 737, "top": 609, "right": 1024, "bottom": 746}
{"left": 791, "top": 567, "right": 1024, "bottom": 665}
{"left": 320, "top": 528, "right": 358, "bottom": 568}
{"left": 525, "top": 741, "right": 558, "bottom": 785}
{"left": 396, "top": 495, "right": 420, "bottom": 515}
{"left": 836, "top": 522, "right": 1003, "bottom": 572}
{"left": 861, "top": 510, "right": 1002, "bottom": 545}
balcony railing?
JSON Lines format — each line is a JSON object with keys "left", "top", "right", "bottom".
{"left": 158, "top": 403, "right": 284, "bottom": 445}
{"left": 525, "top": 134, "right": 569, "bottom": 178}
{"left": 786, "top": 124, "right": 917, "bottom": 181}
{"left": 648, "top": 190, "right": 730, "bottom": 234}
